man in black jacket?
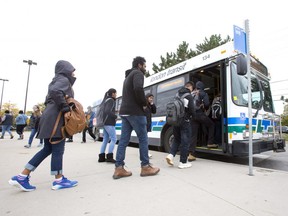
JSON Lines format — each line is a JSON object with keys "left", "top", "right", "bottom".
{"left": 113, "top": 56, "right": 160, "bottom": 179}
{"left": 188, "top": 81, "right": 217, "bottom": 162}
{"left": 166, "top": 81, "right": 195, "bottom": 169}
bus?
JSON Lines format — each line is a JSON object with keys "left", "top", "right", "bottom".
{"left": 112, "top": 41, "right": 286, "bottom": 156}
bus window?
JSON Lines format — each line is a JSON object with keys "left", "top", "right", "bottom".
{"left": 231, "top": 62, "right": 261, "bottom": 109}
{"left": 156, "top": 77, "right": 185, "bottom": 114}
{"left": 260, "top": 80, "right": 274, "bottom": 113}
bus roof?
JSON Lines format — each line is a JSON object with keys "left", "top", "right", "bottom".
{"left": 144, "top": 41, "right": 238, "bottom": 87}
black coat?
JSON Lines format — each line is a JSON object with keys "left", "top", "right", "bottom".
{"left": 37, "top": 60, "right": 76, "bottom": 139}
{"left": 103, "top": 97, "right": 117, "bottom": 126}
{"left": 119, "top": 68, "right": 146, "bottom": 116}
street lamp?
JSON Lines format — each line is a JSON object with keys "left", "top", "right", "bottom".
{"left": 23, "top": 60, "right": 37, "bottom": 114}
{"left": 0, "top": 78, "right": 9, "bottom": 111}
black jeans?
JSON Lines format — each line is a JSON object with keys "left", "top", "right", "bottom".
{"left": 170, "top": 119, "right": 192, "bottom": 163}
{"left": 190, "top": 112, "right": 215, "bottom": 153}
{"left": 82, "top": 127, "right": 96, "bottom": 142}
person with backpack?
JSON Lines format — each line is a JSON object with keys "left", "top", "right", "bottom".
{"left": 8, "top": 60, "right": 78, "bottom": 192}
{"left": 113, "top": 56, "right": 160, "bottom": 179}
{"left": 98, "top": 88, "right": 118, "bottom": 163}
{"left": 188, "top": 81, "right": 217, "bottom": 162}
{"left": 166, "top": 81, "right": 195, "bottom": 169}
{"left": 211, "top": 93, "right": 222, "bottom": 144}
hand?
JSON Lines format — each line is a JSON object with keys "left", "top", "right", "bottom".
{"left": 68, "top": 102, "right": 75, "bottom": 109}
{"left": 61, "top": 105, "right": 71, "bottom": 113}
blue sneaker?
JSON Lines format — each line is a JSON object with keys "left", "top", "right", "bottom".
{"left": 51, "top": 176, "right": 78, "bottom": 190}
{"left": 8, "top": 175, "right": 36, "bottom": 192}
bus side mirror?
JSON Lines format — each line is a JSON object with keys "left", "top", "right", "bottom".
{"left": 236, "top": 55, "right": 247, "bottom": 75}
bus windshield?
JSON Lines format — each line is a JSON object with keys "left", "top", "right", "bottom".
{"left": 231, "top": 61, "right": 273, "bottom": 112}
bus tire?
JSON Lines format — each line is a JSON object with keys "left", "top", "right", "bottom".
{"left": 163, "top": 126, "right": 174, "bottom": 153}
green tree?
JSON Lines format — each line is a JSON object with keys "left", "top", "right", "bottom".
{"left": 151, "top": 34, "right": 231, "bottom": 75}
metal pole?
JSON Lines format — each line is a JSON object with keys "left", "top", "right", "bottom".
{"left": 24, "top": 64, "right": 31, "bottom": 114}
{"left": 23, "top": 60, "right": 37, "bottom": 114}
{"left": 245, "top": 19, "right": 253, "bottom": 176}
{"left": 0, "top": 79, "right": 9, "bottom": 111}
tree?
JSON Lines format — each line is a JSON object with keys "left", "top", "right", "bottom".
{"left": 151, "top": 34, "right": 231, "bottom": 75}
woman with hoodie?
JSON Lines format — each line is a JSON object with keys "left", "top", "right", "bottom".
{"left": 98, "top": 88, "right": 118, "bottom": 163}
{"left": 9, "top": 60, "right": 78, "bottom": 192}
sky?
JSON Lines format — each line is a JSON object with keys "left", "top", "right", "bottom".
{"left": 0, "top": 0, "right": 288, "bottom": 114}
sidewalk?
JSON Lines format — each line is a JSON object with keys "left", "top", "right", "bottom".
{"left": 1, "top": 132, "right": 288, "bottom": 216}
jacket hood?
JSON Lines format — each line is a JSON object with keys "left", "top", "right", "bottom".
{"left": 55, "top": 60, "right": 76, "bottom": 85}
{"left": 196, "top": 81, "right": 205, "bottom": 90}
{"left": 125, "top": 69, "right": 133, "bottom": 78}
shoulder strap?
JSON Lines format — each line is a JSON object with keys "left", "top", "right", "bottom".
{"left": 49, "top": 111, "right": 65, "bottom": 144}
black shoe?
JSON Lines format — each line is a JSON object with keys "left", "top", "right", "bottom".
{"left": 66, "top": 139, "right": 73, "bottom": 143}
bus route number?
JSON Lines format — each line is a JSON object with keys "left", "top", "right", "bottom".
{"left": 202, "top": 54, "right": 210, "bottom": 61}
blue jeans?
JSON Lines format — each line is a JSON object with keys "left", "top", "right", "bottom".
{"left": 170, "top": 119, "right": 192, "bottom": 163}
{"left": 115, "top": 115, "right": 149, "bottom": 167}
{"left": 100, "top": 125, "right": 117, "bottom": 153}
{"left": 28, "top": 128, "right": 43, "bottom": 145}
{"left": 25, "top": 138, "right": 65, "bottom": 175}
{"left": 1, "top": 125, "right": 13, "bottom": 136}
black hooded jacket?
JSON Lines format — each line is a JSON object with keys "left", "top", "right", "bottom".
{"left": 119, "top": 68, "right": 146, "bottom": 116}
{"left": 195, "top": 81, "right": 210, "bottom": 111}
{"left": 37, "top": 60, "right": 76, "bottom": 139}
{"left": 178, "top": 87, "right": 195, "bottom": 119}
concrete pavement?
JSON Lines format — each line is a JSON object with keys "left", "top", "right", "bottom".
{"left": 1, "top": 132, "right": 288, "bottom": 216}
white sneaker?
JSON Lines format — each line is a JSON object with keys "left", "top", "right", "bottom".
{"left": 166, "top": 154, "right": 174, "bottom": 166}
{"left": 178, "top": 162, "right": 192, "bottom": 169}
{"left": 37, "top": 143, "right": 43, "bottom": 147}
{"left": 148, "top": 153, "right": 152, "bottom": 158}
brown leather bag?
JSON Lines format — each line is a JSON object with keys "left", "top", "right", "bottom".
{"left": 50, "top": 97, "right": 86, "bottom": 144}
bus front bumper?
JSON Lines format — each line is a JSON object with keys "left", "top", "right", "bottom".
{"left": 231, "top": 139, "right": 286, "bottom": 156}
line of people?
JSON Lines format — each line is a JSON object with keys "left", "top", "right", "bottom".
{"left": 8, "top": 57, "right": 160, "bottom": 193}
{"left": 166, "top": 80, "right": 220, "bottom": 169}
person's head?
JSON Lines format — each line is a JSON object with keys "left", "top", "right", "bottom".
{"left": 196, "top": 81, "right": 205, "bottom": 90}
{"left": 55, "top": 60, "right": 76, "bottom": 85}
{"left": 185, "top": 81, "right": 194, "bottom": 92}
{"left": 4, "top": 110, "right": 9, "bottom": 114}
{"left": 87, "top": 106, "right": 92, "bottom": 111}
{"left": 33, "top": 105, "right": 40, "bottom": 112}
{"left": 145, "top": 93, "right": 154, "bottom": 103}
{"left": 132, "top": 56, "right": 146, "bottom": 74}
{"left": 19, "top": 110, "right": 24, "bottom": 114}
{"left": 106, "top": 88, "right": 117, "bottom": 99}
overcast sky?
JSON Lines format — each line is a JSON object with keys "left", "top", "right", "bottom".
{"left": 0, "top": 0, "right": 287, "bottom": 114}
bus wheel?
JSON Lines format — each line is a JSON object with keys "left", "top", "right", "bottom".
{"left": 163, "top": 127, "right": 174, "bottom": 153}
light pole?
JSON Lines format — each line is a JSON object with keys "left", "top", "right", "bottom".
{"left": 23, "top": 60, "right": 37, "bottom": 114}
{"left": 0, "top": 78, "right": 9, "bottom": 111}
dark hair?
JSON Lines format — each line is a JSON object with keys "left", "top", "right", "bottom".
{"left": 5, "top": 110, "right": 9, "bottom": 114}
{"left": 185, "top": 81, "right": 194, "bottom": 88}
{"left": 132, "top": 56, "right": 146, "bottom": 68}
{"left": 101, "top": 88, "right": 117, "bottom": 105}
{"left": 19, "top": 110, "right": 24, "bottom": 114}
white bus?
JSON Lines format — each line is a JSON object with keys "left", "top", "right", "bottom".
{"left": 112, "top": 41, "right": 285, "bottom": 156}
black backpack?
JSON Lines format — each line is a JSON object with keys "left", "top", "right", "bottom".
{"left": 166, "top": 93, "right": 190, "bottom": 126}
{"left": 211, "top": 99, "right": 222, "bottom": 119}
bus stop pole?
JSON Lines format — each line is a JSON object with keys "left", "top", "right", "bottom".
{"left": 245, "top": 19, "right": 253, "bottom": 176}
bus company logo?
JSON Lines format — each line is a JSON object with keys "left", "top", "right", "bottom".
{"left": 149, "top": 62, "right": 187, "bottom": 83}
